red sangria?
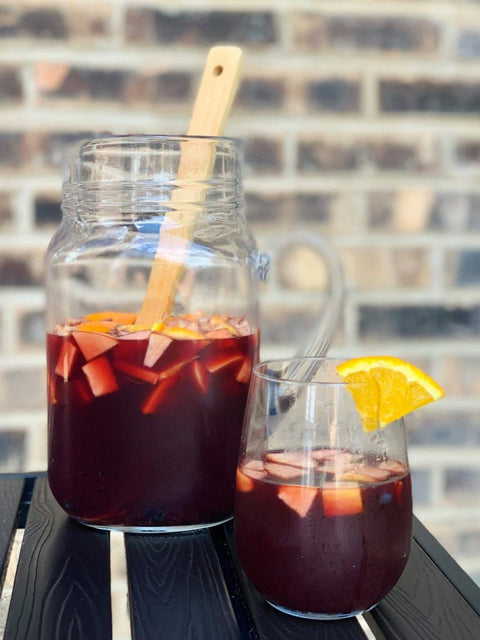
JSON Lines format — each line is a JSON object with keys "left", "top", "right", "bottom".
{"left": 47, "top": 310, "right": 258, "bottom": 531}
{"left": 234, "top": 449, "right": 412, "bottom": 618}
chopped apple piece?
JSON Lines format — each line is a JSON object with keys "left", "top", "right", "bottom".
{"left": 205, "top": 328, "right": 232, "bottom": 340}
{"left": 190, "top": 360, "right": 209, "bottom": 393}
{"left": 278, "top": 485, "right": 317, "bottom": 517}
{"left": 236, "top": 468, "right": 254, "bottom": 493}
{"left": 118, "top": 330, "right": 151, "bottom": 341}
{"left": 157, "top": 357, "right": 195, "bottom": 380}
{"left": 144, "top": 333, "right": 172, "bottom": 367}
{"left": 114, "top": 359, "right": 159, "bottom": 384}
{"left": 265, "top": 462, "right": 303, "bottom": 480}
{"left": 322, "top": 484, "right": 363, "bottom": 517}
{"left": 47, "top": 370, "right": 59, "bottom": 404}
{"left": 204, "top": 351, "right": 243, "bottom": 373}
{"left": 73, "top": 331, "right": 118, "bottom": 361}
{"left": 311, "top": 449, "right": 338, "bottom": 462}
{"left": 55, "top": 340, "right": 78, "bottom": 380}
{"left": 82, "top": 356, "right": 119, "bottom": 397}
{"left": 394, "top": 479, "right": 404, "bottom": 507}
{"left": 235, "top": 356, "right": 252, "bottom": 383}
{"left": 141, "top": 376, "right": 178, "bottom": 414}
{"left": 266, "top": 451, "right": 316, "bottom": 469}
{"left": 379, "top": 459, "right": 406, "bottom": 475}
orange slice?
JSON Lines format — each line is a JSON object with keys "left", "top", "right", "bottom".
{"left": 337, "top": 356, "right": 444, "bottom": 431}
{"left": 162, "top": 327, "right": 205, "bottom": 340}
{"left": 86, "top": 311, "right": 137, "bottom": 324}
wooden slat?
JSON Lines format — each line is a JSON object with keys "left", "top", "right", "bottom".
{"left": 370, "top": 537, "right": 480, "bottom": 640}
{"left": 0, "top": 478, "right": 24, "bottom": 584}
{"left": 223, "top": 523, "right": 368, "bottom": 640}
{"left": 3, "top": 477, "right": 112, "bottom": 640}
{"left": 125, "top": 529, "right": 241, "bottom": 640}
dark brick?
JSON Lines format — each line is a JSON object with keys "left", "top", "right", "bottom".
{"left": 244, "top": 137, "right": 282, "bottom": 175}
{"left": 408, "top": 410, "right": 480, "bottom": 445}
{"left": 431, "top": 193, "right": 480, "bottom": 231}
{"left": 19, "top": 310, "right": 45, "bottom": 346}
{"left": 0, "top": 133, "right": 23, "bottom": 167}
{"left": 450, "top": 250, "right": 480, "bottom": 286}
{"left": 299, "top": 140, "right": 359, "bottom": 172}
{"left": 359, "top": 305, "right": 480, "bottom": 339}
{"left": 293, "top": 194, "right": 331, "bottom": 223}
{"left": 152, "top": 72, "right": 192, "bottom": 102}
{"left": 457, "top": 30, "right": 480, "bottom": 59}
{"left": 326, "top": 16, "right": 439, "bottom": 52}
{"left": 245, "top": 193, "right": 290, "bottom": 224}
{"left": 445, "top": 469, "right": 480, "bottom": 494}
{"left": 307, "top": 79, "right": 360, "bottom": 113}
{"left": 293, "top": 13, "right": 439, "bottom": 53}
{"left": 367, "top": 192, "right": 396, "bottom": 229}
{"left": 35, "top": 196, "right": 62, "bottom": 227}
{"left": 41, "top": 68, "right": 130, "bottom": 101}
{"left": 0, "top": 431, "right": 25, "bottom": 471}
{"left": 237, "top": 78, "right": 284, "bottom": 109}
{"left": 298, "top": 138, "right": 436, "bottom": 173}
{"left": 380, "top": 80, "right": 480, "bottom": 113}
{"left": 0, "top": 256, "right": 34, "bottom": 286}
{"left": 126, "top": 9, "right": 276, "bottom": 46}
{"left": 0, "top": 6, "right": 17, "bottom": 37}
{"left": 19, "top": 9, "right": 66, "bottom": 39}
{"left": 410, "top": 469, "right": 431, "bottom": 506}
{"left": 0, "top": 67, "right": 22, "bottom": 103}
{"left": 456, "top": 141, "right": 480, "bottom": 165}
{"left": 368, "top": 191, "right": 480, "bottom": 233}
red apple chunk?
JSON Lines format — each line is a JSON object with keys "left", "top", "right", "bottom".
{"left": 55, "top": 340, "right": 78, "bottom": 380}
{"left": 74, "top": 332, "right": 118, "bottom": 361}
{"left": 82, "top": 356, "right": 119, "bottom": 397}
{"left": 322, "top": 484, "right": 363, "bottom": 517}
{"left": 277, "top": 485, "right": 317, "bottom": 517}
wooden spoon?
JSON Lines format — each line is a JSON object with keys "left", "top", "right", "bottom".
{"left": 136, "top": 46, "right": 243, "bottom": 325}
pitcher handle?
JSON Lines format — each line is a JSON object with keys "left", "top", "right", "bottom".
{"left": 264, "top": 231, "right": 345, "bottom": 358}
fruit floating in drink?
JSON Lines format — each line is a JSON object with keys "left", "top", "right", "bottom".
{"left": 47, "top": 310, "right": 258, "bottom": 531}
{"left": 235, "top": 449, "right": 412, "bottom": 616}
{"left": 234, "top": 356, "right": 444, "bottom": 618}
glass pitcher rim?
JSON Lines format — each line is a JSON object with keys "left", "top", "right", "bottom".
{"left": 253, "top": 356, "right": 379, "bottom": 388}
{"left": 63, "top": 133, "right": 242, "bottom": 159}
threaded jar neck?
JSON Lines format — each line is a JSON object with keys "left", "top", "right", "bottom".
{"left": 62, "top": 135, "right": 244, "bottom": 222}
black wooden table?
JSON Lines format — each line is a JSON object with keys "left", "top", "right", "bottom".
{"left": 1, "top": 474, "right": 480, "bottom": 640}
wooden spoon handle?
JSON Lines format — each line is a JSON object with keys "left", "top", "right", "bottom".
{"left": 136, "top": 46, "right": 243, "bottom": 325}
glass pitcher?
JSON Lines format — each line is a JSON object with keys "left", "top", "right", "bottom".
{"left": 45, "top": 135, "right": 344, "bottom": 532}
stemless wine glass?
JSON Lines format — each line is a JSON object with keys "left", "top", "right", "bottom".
{"left": 234, "top": 357, "right": 412, "bottom": 620}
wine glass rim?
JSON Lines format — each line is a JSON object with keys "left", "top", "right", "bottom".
{"left": 253, "top": 357, "right": 377, "bottom": 387}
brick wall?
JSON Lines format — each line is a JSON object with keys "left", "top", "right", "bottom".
{"left": 1, "top": 0, "right": 480, "bottom": 582}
